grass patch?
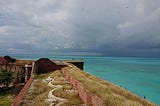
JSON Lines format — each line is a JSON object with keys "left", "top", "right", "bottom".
{"left": 61, "top": 92, "right": 83, "bottom": 106}
{"left": 20, "top": 79, "right": 51, "bottom": 106}
{"left": 21, "top": 70, "right": 83, "bottom": 106}
{"left": 0, "top": 94, "right": 13, "bottom": 106}
{"left": 53, "top": 88, "right": 66, "bottom": 98}
{"left": 50, "top": 70, "right": 83, "bottom": 105}
{"left": 34, "top": 73, "right": 49, "bottom": 79}
{"left": 32, "top": 80, "right": 51, "bottom": 96}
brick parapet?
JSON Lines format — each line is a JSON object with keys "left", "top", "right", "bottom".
{"left": 12, "top": 77, "right": 33, "bottom": 106}
{"left": 61, "top": 68, "right": 103, "bottom": 106}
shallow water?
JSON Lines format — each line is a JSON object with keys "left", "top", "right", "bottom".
{"left": 84, "top": 56, "right": 160, "bottom": 105}
{"left": 5, "top": 54, "right": 160, "bottom": 105}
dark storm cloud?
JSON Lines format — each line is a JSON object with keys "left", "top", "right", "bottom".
{"left": 0, "top": 0, "right": 160, "bottom": 57}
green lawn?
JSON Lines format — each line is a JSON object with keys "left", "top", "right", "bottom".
{"left": 0, "top": 94, "right": 13, "bottom": 106}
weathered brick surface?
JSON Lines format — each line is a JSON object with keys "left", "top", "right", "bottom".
{"left": 61, "top": 68, "right": 103, "bottom": 106}
{"left": 69, "top": 76, "right": 77, "bottom": 89}
{"left": 12, "top": 77, "right": 33, "bottom": 106}
{"left": 91, "top": 95, "right": 104, "bottom": 106}
{"left": 77, "top": 83, "right": 91, "bottom": 104}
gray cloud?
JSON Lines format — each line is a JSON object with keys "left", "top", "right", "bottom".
{"left": 0, "top": 0, "right": 160, "bottom": 57}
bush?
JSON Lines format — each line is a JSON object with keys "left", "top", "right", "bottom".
{"left": 0, "top": 69, "right": 13, "bottom": 87}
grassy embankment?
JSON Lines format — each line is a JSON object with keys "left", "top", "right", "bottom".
{"left": 20, "top": 70, "right": 83, "bottom": 106}
{"left": 65, "top": 63, "right": 156, "bottom": 106}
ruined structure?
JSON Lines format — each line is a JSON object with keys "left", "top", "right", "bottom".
{"left": 0, "top": 56, "right": 34, "bottom": 83}
{"left": 1, "top": 56, "right": 84, "bottom": 83}
{"left": 33, "top": 58, "right": 66, "bottom": 74}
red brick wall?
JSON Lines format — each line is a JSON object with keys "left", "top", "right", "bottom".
{"left": 77, "top": 82, "right": 91, "bottom": 104}
{"left": 12, "top": 77, "right": 33, "bottom": 106}
{"left": 91, "top": 95, "right": 103, "bottom": 106}
{"left": 61, "top": 68, "right": 103, "bottom": 106}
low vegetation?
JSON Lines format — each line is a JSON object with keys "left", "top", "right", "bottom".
{"left": 0, "top": 69, "right": 13, "bottom": 106}
{"left": 20, "top": 79, "right": 51, "bottom": 106}
{"left": 50, "top": 71, "right": 83, "bottom": 105}
{"left": 21, "top": 70, "right": 83, "bottom": 106}
{"left": 0, "top": 69, "right": 13, "bottom": 88}
{"left": 65, "top": 63, "right": 155, "bottom": 106}
{"left": 0, "top": 94, "right": 13, "bottom": 106}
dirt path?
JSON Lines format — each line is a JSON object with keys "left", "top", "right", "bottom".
{"left": 43, "top": 76, "right": 67, "bottom": 106}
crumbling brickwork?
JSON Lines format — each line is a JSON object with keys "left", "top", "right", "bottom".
{"left": 61, "top": 68, "right": 103, "bottom": 106}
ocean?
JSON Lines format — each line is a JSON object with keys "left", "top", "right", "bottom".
{"left": 3, "top": 54, "right": 160, "bottom": 105}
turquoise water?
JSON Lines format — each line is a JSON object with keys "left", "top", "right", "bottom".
{"left": 84, "top": 56, "right": 160, "bottom": 105}
{"left": 3, "top": 54, "right": 160, "bottom": 105}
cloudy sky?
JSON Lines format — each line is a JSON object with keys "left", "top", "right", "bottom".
{"left": 0, "top": 0, "right": 160, "bottom": 57}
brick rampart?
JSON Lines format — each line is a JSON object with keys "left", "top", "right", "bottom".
{"left": 12, "top": 77, "right": 33, "bottom": 106}
{"left": 61, "top": 68, "right": 103, "bottom": 106}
